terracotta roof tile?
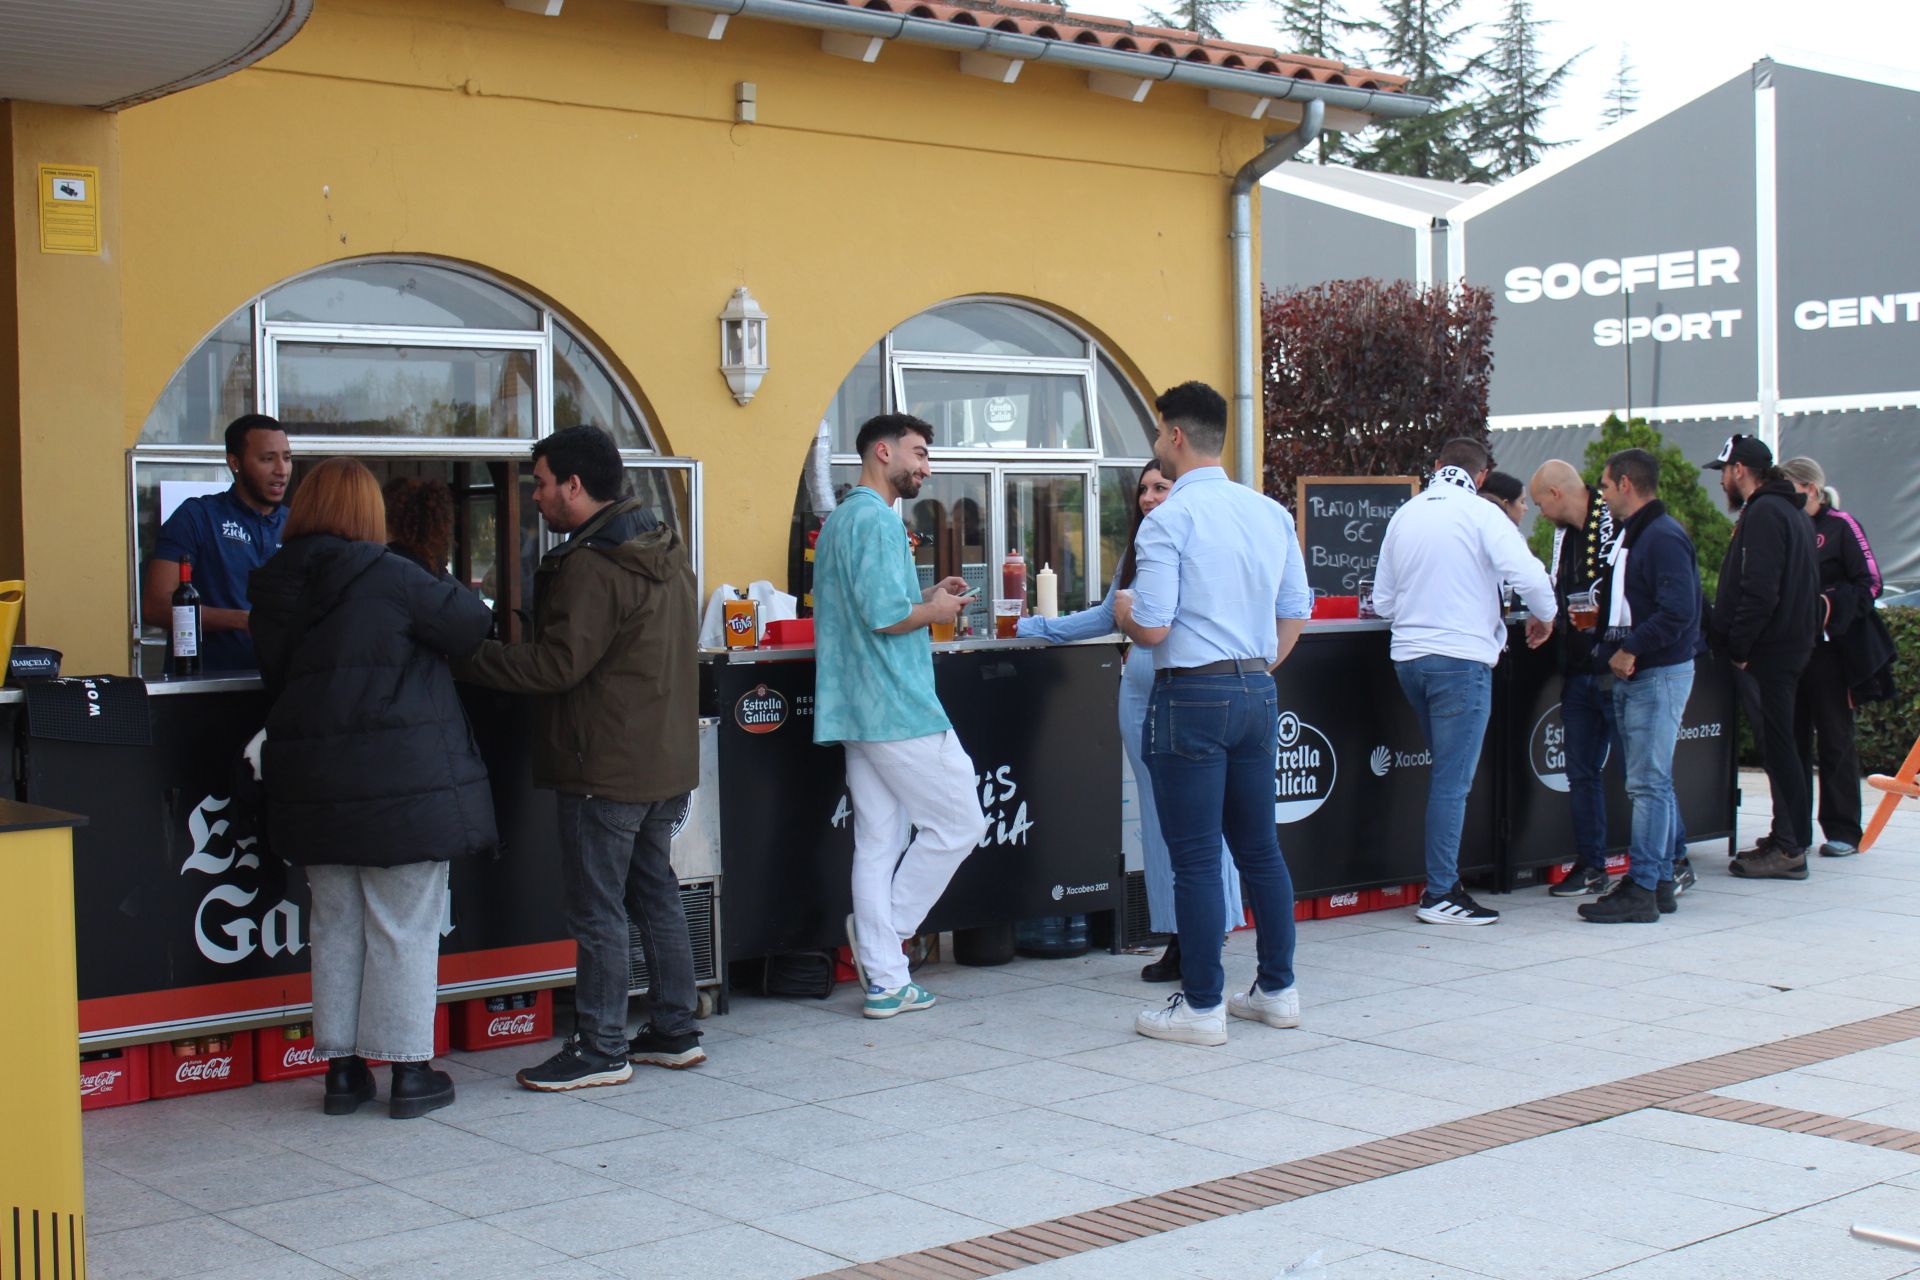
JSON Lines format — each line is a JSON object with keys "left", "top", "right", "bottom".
{"left": 811, "top": 0, "right": 1410, "bottom": 92}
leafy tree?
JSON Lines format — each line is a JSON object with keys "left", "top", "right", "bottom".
{"left": 1601, "top": 47, "right": 1639, "bottom": 128}
{"left": 1349, "top": 0, "right": 1484, "bottom": 181}
{"left": 1276, "top": 0, "right": 1363, "bottom": 163}
{"left": 1467, "top": 0, "right": 1583, "bottom": 179}
{"left": 1143, "top": 0, "right": 1243, "bottom": 39}
{"left": 1523, "top": 415, "right": 1734, "bottom": 599}
{"left": 1261, "top": 279, "right": 1495, "bottom": 508}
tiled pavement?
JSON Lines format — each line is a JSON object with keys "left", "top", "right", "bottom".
{"left": 84, "top": 772, "right": 1920, "bottom": 1278}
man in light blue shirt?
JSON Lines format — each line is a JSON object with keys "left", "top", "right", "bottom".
{"left": 1114, "top": 381, "right": 1312, "bottom": 1046}
{"left": 813, "top": 413, "right": 987, "bottom": 1020}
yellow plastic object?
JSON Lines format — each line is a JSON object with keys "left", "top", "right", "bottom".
{"left": 0, "top": 580, "right": 22, "bottom": 688}
{"left": 0, "top": 803, "right": 88, "bottom": 1276}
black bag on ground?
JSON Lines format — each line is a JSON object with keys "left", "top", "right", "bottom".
{"left": 740, "top": 951, "right": 837, "bottom": 999}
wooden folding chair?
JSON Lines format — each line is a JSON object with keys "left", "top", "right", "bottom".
{"left": 1862, "top": 731, "right": 1920, "bottom": 853}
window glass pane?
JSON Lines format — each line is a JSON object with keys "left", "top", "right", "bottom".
{"left": 1097, "top": 352, "right": 1156, "bottom": 459}
{"left": 276, "top": 344, "right": 537, "bottom": 438}
{"left": 624, "top": 464, "right": 695, "bottom": 549}
{"left": 900, "top": 369, "right": 1092, "bottom": 451}
{"left": 556, "top": 322, "right": 652, "bottom": 450}
{"left": 132, "top": 459, "right": 233, "bottom": 676}
{"left": 905, "top": 472, "right": 991, "bottom": 636}
{"left": 789, "top": 451, "right": 862, "bottom": 611}
{"left": 1098, "top": 465, "right": 1143, "bottom": 599}
{"left": 1005, "top": 473, "right": 1089, "bottom": 614}
{"left": 139, "top": 307, "right": 255, "bottom": 445}
{"left": 264, "top": 262, "right": 539, "bottom": 330}
{"left": 893, "top": 302, "right": 1085, "bottom": 359}
{"left": 824, "top": 342, "right": 886, "bottom": 456}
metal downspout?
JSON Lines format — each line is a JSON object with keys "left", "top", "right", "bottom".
{"left": 1230, "top": 97, "right": 1323, "bottom": 487}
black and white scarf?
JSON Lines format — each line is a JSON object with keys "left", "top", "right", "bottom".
{"left": 1431, "top": 465, "right": 1478, "bottom": 494}
{"left": 1550, "top": 487, "right": 1616, "bottom": 589}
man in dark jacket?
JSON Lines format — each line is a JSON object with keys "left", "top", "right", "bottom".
{"left": 1579, "top": 450, "right": 1702, "bottom": 923}
{"left": 1705, "top": 433, "right": 1820, "bottom": 880}
{"left": 459, "top": 425, "right": 704, "bottom": 1090}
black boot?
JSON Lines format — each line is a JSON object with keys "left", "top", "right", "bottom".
{"left": 1578, "top": 878, "right": 1660, "bottom": 924}
{"left": 322, "top": 1055, "right": 376, "bottom": 1116}
{"left": 1141, "top": 936, "right": 1182, "bottom": 983}
{"left": 389, "top": 1060, "right": 456, "bottom": 1120}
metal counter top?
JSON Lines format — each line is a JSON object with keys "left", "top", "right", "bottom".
{"left": 698, "top": 617, "right": 1388, "bottom": 665}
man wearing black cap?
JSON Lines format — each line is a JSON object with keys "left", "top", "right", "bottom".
{"left": 1705, "top": 433, "right": 1820, "bottom": 879}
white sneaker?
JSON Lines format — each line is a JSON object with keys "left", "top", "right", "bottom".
{"left": 1135, "top": 994, "right": 1227, "bottom": 1046}
{"left": 1228, "top": 983, "right": 1301, "bottom": 1028}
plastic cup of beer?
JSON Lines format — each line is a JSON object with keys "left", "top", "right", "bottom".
{"left": 1569, "top": 588, "right": 1599, "bottom": 631}
{"left": 930, "top": 616, "right": 957, "bottom": 643}
{"left": 994, "top": 598, "right": 1021, "bottom": 639}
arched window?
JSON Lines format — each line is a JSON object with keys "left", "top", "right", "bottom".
{"left": 129, "top": 258, "right": 698, "bottom": 675}
{"left": 791, "top": 298, "right": 1156, "bottom": 631}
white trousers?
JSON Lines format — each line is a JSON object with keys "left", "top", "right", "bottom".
{"left": 844, "top": 731, "right": 990, "bottom": 991}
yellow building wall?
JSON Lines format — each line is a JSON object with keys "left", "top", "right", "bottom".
{"left": 12, "top": 0, "right": 1282, "bottom": 674}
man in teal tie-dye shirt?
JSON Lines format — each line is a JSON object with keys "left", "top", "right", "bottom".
{"left": 813, "top": 414, "right": 988, "bottom": 1020}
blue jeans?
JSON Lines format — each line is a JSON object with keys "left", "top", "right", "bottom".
{"left": 1561, "top": 672, "right": 1617, "bottom": 870}
{"left": 1566, "top": 671, "right": 1690, "bottom": 872}
{"left": 556, "top": 793, "right": 701, "bottom": 1054}
{"left": 1393, "top": 656, "right": 1493, "bottom": 895}
{"left": 1144, "top": 672, "right": 1296, "bottom": 1011}
{"left": 1612, "top": 664, "right": 1694, "bottom": 890}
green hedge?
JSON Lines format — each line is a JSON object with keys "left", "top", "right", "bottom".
{"left": 1858, "top": 606, "right": 1920, "bottom": 777}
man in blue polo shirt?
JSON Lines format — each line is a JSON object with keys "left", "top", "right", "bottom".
{"left": 812, "top": 413, "right": 986, "bottom": 1021}
{"left": 142, "top": 414, "right": 292, "bottom": 672}
{"left": 1114, "top": 381, "right": 1312, "bottom": 1047}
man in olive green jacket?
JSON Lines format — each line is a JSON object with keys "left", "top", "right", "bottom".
{"left": 458, "top": 425, "right": 704, "bottom": 1091}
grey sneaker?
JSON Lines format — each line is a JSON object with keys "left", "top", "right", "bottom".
{"left": 1819, "top": 842, "right": 1858, "bottom": 858}
{"left": 1549, "top": 865, "right": 1607, "bottom": 897}
{"left": 1673, "top": 857, "right": 1697, "bottom": 894}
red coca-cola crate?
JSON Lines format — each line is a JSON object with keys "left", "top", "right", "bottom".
{"left": 1605, "top": 853, "right": 1631, "bottom": 876}
{"left": 1373, "top": 882, "right": 1424, "bottom": 912}
{"left": 452, "top": 989, "right": 553, "bottom": 1051}
{"left": 1293, "top": 897, "right": 1313, "bottom": 921}
{"left": 1545, "top": 861, "right": 1575, "bottom": 885}
{"left": 1314, "top": 890, "right": 1369, "bottom": 919}
{"left": 80, "top": 1045, "right": 151, "bottom": 1111}
{"left": 149, "top": 1032, "right": 255, "bottom": 1100}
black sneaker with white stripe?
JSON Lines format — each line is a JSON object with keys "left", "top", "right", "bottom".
{"left": 1415, "top": 887, "right": 1500, "bottom": 926}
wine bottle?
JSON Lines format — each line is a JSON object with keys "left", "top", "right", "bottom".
{"left": 170, "top": 561, "right": 203, "bottom": 678}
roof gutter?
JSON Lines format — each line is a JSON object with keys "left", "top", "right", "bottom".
{"left": 633, "top": 0, "right": 1432, "bottom": 119}
{"left": 1230, "top": 98, "right": 1322, "bottom": 486}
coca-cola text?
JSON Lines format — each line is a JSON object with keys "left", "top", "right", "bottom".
{"left": 175, "top": 1055, "right": 235, "bottom": 1084}
{"left": 487, "top": 1013, "right": 537, "bottom": 1037}
{"left": 80, "top": 1068, "right": 124, "bottom": 1096}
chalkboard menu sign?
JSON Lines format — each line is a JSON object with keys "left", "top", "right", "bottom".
{"left": 1295, "top": 476, "right": 1421, "bottom": 596}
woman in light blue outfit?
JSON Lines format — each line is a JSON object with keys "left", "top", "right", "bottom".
{"left": 1017, "top": 461, "right": 1242, "bottom": 982}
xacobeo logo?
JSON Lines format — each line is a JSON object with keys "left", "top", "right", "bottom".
{"left": 1369, "top": 746, "right": 1392, "bottom": 777}
{"left": 1274, "top": 712, "right": 1337, "bottom": 823}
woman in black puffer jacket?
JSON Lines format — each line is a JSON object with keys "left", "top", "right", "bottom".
{"left": 249, "top": 458, "right": 496, "bottom": 1120}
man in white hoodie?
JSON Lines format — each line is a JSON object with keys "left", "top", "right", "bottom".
{"left": 1373, "top": 437, "right": 1558, "bottom": 925}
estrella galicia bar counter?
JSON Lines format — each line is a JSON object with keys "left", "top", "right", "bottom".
{"left": 700, "top": 636, "right": 1126, "bottom": 961}
{"left": 1, "top": 617, "right": 1733, "bottom": 1046}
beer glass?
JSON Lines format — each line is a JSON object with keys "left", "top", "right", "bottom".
{"left": 993, "top": 598, "right": 1021, "bottom": 639}
{"left": 930, "top": 617, "right": 957, "bottom": 643}
{"left": 1569, "top": 588, "right": 1599, "bottom": 631}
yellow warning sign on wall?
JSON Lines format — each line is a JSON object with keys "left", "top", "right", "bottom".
{"left": 39, "top": 165, "right": 101, "bottom": 255}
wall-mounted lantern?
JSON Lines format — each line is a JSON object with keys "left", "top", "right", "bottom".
{"left": 718, "top": 286, "right": 768, "bottom": 405}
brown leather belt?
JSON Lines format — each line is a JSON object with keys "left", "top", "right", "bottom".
{"left": 1157, "top": 658, "right": 1269, "bottom": 679}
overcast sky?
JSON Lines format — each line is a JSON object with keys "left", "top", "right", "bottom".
{"left": 1092, "top": 0, "right": 1918, "bottom": 157}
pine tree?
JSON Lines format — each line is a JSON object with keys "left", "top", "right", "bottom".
{"left": 1349, "top": 0, "right": 1484, "bottom": 181}
{"left": 1468, "top": 0, "right": 1583, "bottom": 179}
{"left": 1601, "top": 47, "right": 1639, "bottom": 128}
{"left": 1142, "top": 0, "right": 1244, "bottom": 40}
{"left": 1276, "top": 0, "right": 1363, "bottom": 162}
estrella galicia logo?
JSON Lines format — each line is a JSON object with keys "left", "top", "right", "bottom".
{"left": 1528, "top": 703, "right": 1607, "bottom": 793}
{"left": 1274, "top": 711, "right": 1337, "bottom": 824}
{"left": 1369, "top": 745, "right": 1392, "bottom": 777}
{"left": 734, "top": 683, "right": 788, "bottom": 734}
{"left": 666, "top": 791, "right": 693, "bottom": 839}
